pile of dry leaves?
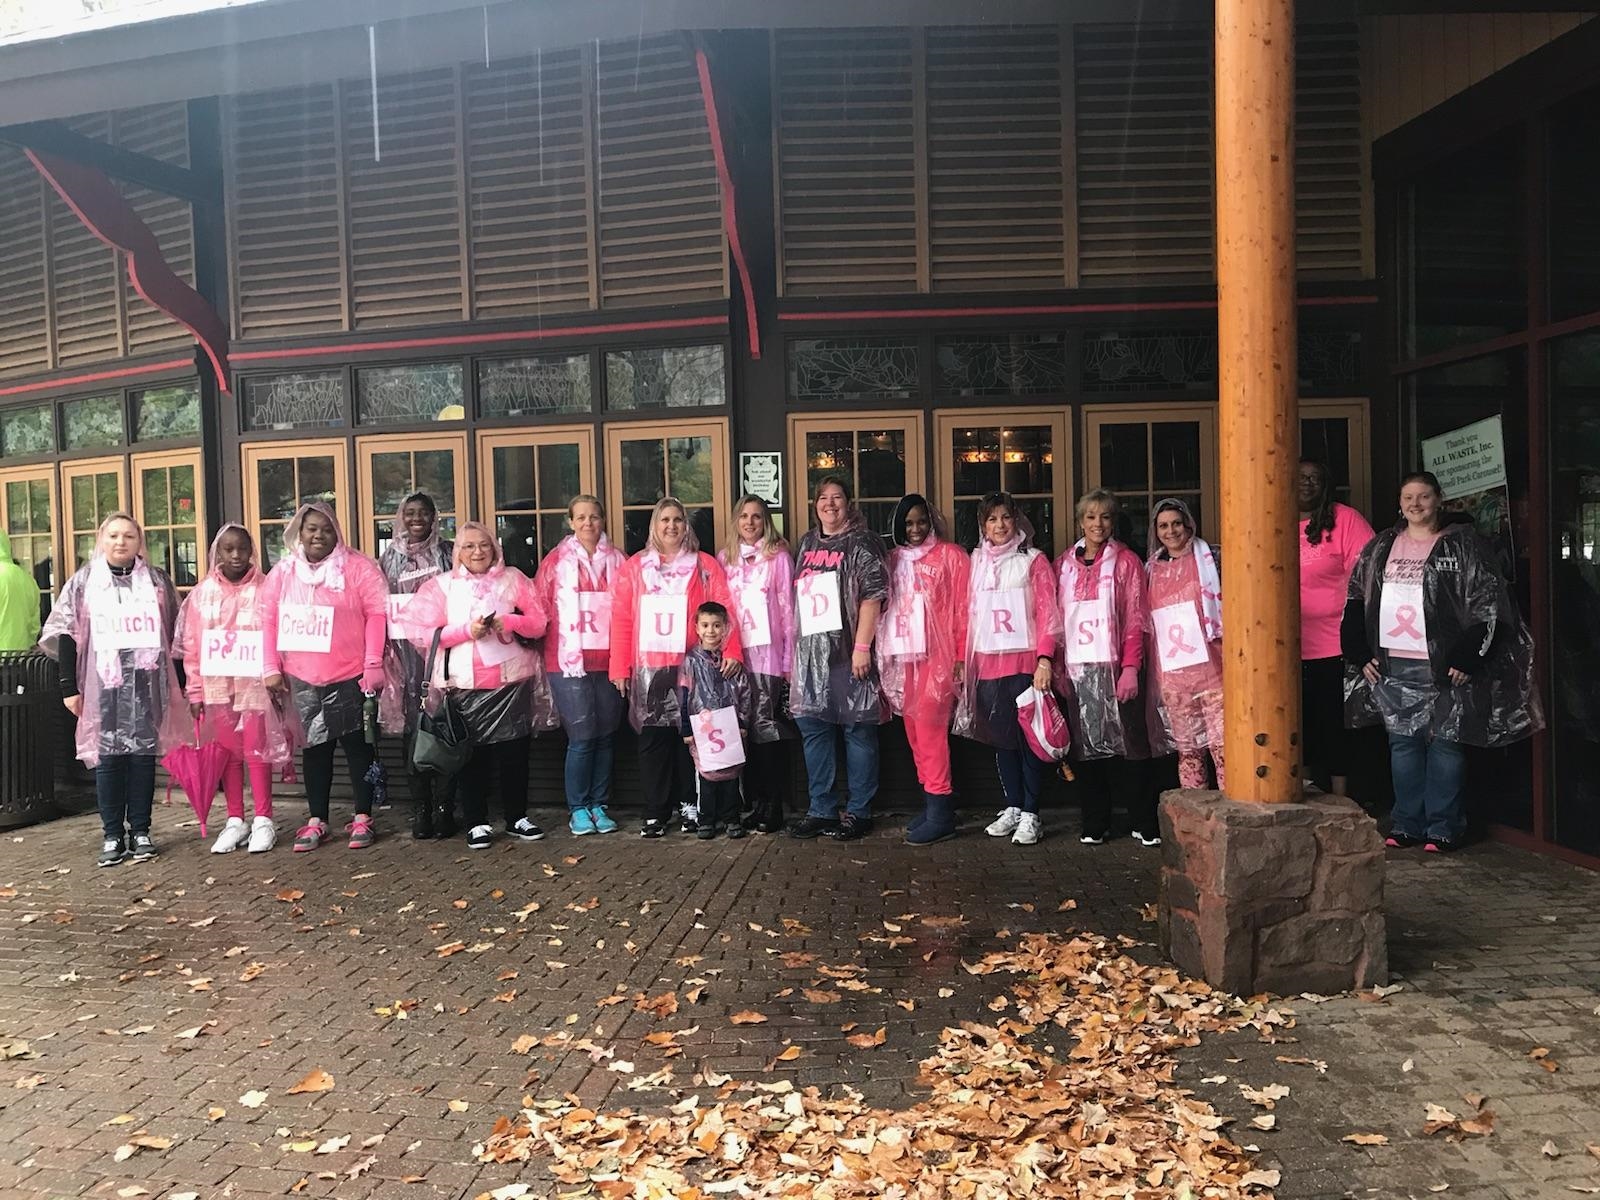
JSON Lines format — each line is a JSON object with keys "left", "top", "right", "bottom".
{"left": 476, "top": 928, "right": 1287, "bottom": 1197}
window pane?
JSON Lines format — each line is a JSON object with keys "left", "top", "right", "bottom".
{"left": 145, "top": 529, "right": 171, "bottom": 576}
{"left": 256, "top": 458, "right": 296, "bottom": 520}
{"left": 75, "top": 533, "right": 94, "bottom": 565}
{"left": 804, "top": 431, "right": 855, "bottom": 499}
{"left": 1151, "top": 422, "right": 1202, "bottom": 491}
{"left": 539, "top": 513, "right": 568, "bottom": 562}
{"left": 299, "top": 456, "right": 337, "bottom": 510}
{"left": 172, "top": 527, "right": 200, "bottom": 588}
{"left": 621, "top": 509, "right": 652, "bottom": 555}
{"left": 1551, "top": 88, "right": 1600, "bottom": 322}
{"left": 171, "top": 465, "right": 197, "bottom": 519}
{"left": 620, "top": 439, "right": 666, "bottom": 506}
{"left": 666, "top": 437, "right": 713, "bottom": 505}
{"left": 1017, "top": 498, "right": 1054, "bottom": 556}
{"left": 413, "top": 450, "right": 455, "bottom": 504}
{"left": 606, "top": 345, "right": 725, "bottom": 411}
{"left": 1298, "top": 328, "right": 1364, "bottom": 394}
{"left": 493, "top": 446, "right": 535, "bottom": 511}
{"left": 478, "top": 354, "right": 592, "bottom": 417}
{"left": 1083, "top": 330, "right": 1217, "bottom": 394}
{"left": 70, "top": 474, "right": 93, "bottom": 521}
{"left": 496, "top": 514, "right": 539, "bottom": 576}
{"left": 30, "top": 478, "right": 50, "bottom": 529}
{"left": 1120, "top": 496, "right": 1152, "bottom": 557}
{"left": 952, "top": 498, "right": 979, "bottom": 548}
{"left": 95, "top": 472, "right": 120, "bottom": 519}
{"left": 133, "top": 383, "right": 201, "bottom": 441}
{"left": 370, "top": 452, "right": 414, "bottom": 524}
{"left": 687, "top": 506, "right": 715, "bottom": 552}
{"left": 1300, "top": 418, "right": 1351, "bottom": 495}
{"left": 0, "top": 404, "right": 53, "bottom": 456}
{"left": 536, "top": 442, "right": 581, "bottom": 510}
{"left": 357, "top": 364, "right": 465, "bottom": 426}
{"left": 856, "top": 429, "right": 906, "bottom": 501}
{"left": 952, "top": 427, "right": 1002, "bottom": 497}
{"left": 935, "top": 334, "right": 1067, "bottom": 397}
{"left": 243, "top": 371, "right": 346, "bottom": 431}
{"left": 860, "top": 500, "right": 898, "bottom": 540}
{"left": 1098, "top": 423, "right": 1148, "bottom": 490}
{"left": 789, "top": 337, "right": 920, "bottom": 402}
{"left": 142, "top": 467, "right": 171, "bottom": 526}
{"left": 62, "top": 395, "right": 123, "bottom": 450}
{"left": 1001, "top": 426, "right": 1052, "bottom": 496}
{"left": 5, "top": 482, "right": 27, "bottom": 534}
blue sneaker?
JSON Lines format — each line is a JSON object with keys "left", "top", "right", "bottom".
{"left": 590, "top": 807, "right": 618, "bottom": 835}
{"left": 569, "top": 807, "right": 597, "bottom": 836}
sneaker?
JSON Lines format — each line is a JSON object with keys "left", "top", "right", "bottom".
{"left": 590, "top": 807, "right": 618, "bottom": 835}
{"left": 128, "top": 833, "right": 158, "bottom": 862}
{"left": 680, "top": 803, "right": 700, "bottom": 834}
{"left": 1131, "top": 830, "right": 1162, "bottom": 848}
{"left": 1079, "top": 832, "right": 1106, "bottom": 846}
{"left": 1424, "top": 837, "right": 1461, "bottom": 854}
{"left": 569, "top": 808, "right": 597, "bottom": 836}
{"left": 98, "top": 838, "right": 126, "bottom": 868}
{"left": 247, "top": 816, "right": 277, "bottom": 854}
{"left": 726, "top": 824, "right": 748, "bottom": 840}
{"left": 1385, "top": 832, "right": 1422, "bottom": 849}
{"left": 1012, "top": 813, "right": 1041, "bottom": 846}
{"left": 210, "top": 817, "right": 250, "bottom": 854}
{"left": 347, "top": 815, "right": 376, "bottom": 850}
{"left": 788, "top": 815, "right": 839, "bottom": 840}
{"left": 640, "top": 819, "right": 666, "bottom": 840}
{"left": 696, "top": 824, "right": 719, "bottom": 840}
{"left": 829, "top": 814, "right": 873, "bottom": 842}
{"left": 292, "top": 820, "right": 329, "bottom": 852}
{"left": 466, "top": 824, "right": 494, "bottom": 850}
{"left": 508, "top": 817, "right": 545, "bottom": 842}
{"left": 985, "top": 807, "right": 1022, "bottom": 838}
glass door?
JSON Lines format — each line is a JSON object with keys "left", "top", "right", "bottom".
{"left": 355, "top": 434, "right": 470, "bottom": 558}
{"left": 786, "top": 413, "right": 924, "bottom": 541}
{"left": 605, "top": 418, "right": 729, "bottom": 555}
{"left": 242, "top": 440, "right": 350, "bottom": 570}
{"left": 0, "top": 468, "right": 58, "bottom": 626}
{"left": 1301, "top": 399, "right": 1372, "bottom": 519}
{"left": 935, "top": 410, "right": 1069, "bottom": 555}
{"left": 60, "top": 457, "right": 126, "bottom": 576}
{"left": 131, "top": 450, "right": 205, "bottom": 592}
{"left": 1083, "top": 404, "right": 1218, "bottom": 556}
{"left": 478, "top": 428, "right": 596, "bottom": 576}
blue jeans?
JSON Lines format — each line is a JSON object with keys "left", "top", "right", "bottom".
{"left": 796, "top": 716, "right": 879, "bottom": 819}
{"left": 564, "top": 733, "right": 615, "bottom": 812}
{"left": 96, "top": 754, "right": 156, "bottom": 841}
{"left": 996, "top": 747, "right": 1047, "bottom": 814}
{"left": 1388, "top": 731, "right": 1466, "bottom": 841}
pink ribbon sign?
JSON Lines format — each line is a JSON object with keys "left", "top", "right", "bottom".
{"left": 1378, "top": 581, "right": 1427, "bottom": 652}
{"left": 1150, "top": 600, "right": 1208, "bottom": 670}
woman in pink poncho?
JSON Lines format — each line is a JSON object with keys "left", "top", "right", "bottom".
{"left": 40, "top": 513, "right": 186, "bottom": 868}
{"left": 260, "top": 503, "right": 388, "bottom": 852}
{"left": 877, "top": 493, "right": 968, "bottom": 846}
{"left": 532, "top": 494, "right": 627, "bottom": 837}
{"left": 1143, "top": 497, "right": 1226, "bottom": 791}
{"left": 717, "top": 495, "right": 797, "bottom": 835}
{"left": 173, "top": 524, "right": 298, "bottom": 855}
{"left": 405, "top": 522, "right": 547, "bottom": 850}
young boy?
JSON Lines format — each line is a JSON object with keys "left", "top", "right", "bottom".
{"left": 678, "top": 602, "right": 751, "bottom": 840}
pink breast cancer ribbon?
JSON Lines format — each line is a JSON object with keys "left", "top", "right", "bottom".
{"left": 1166, "top": 623, "right": 1198, "bottom": 657}
{"left": 1387, "top": 605, "right": 1423, "bottom": 642}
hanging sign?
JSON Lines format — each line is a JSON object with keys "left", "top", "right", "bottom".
{"left": 739, "top": 452, "right": 782, "bottom": 509}
{"left": 1420, "top": 416, "right": 1505, "bottom": 497}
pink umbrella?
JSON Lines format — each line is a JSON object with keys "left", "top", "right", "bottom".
{"left": 161, "top": 735, "right": 232, "bottom": 838}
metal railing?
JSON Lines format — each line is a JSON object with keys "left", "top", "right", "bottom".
{"left": 0, "top": 651, "right": 57, "bottom": 827}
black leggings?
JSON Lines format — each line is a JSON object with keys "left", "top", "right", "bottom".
{"left": 302, "top": 731, "right": 375, "bottom": 822}
{"left": 638, "top": 726, "right": 696, "bottom": 823}
{"left": 744, "top": 739, "right": 790, "bottom": 811}
{"left": 1074, "top": 755, "right": 1151, "bottom": 838}
{"left": 461, "top": 736, "right": 530, "bottom": 829}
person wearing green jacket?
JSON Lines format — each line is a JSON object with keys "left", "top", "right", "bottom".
{"left": 0, "top": 531, "right": 42, "bottom": 652}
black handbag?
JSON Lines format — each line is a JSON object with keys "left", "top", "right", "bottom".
{"left": 411, "top": 629, "right": 471, "bottom": 777}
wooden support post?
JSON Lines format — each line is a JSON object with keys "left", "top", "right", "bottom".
{"left": 1215, "top": 0, "right": 1301, "bottom": 803}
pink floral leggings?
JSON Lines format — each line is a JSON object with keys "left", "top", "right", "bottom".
{"left": 1173, "top": 688, "right": 1227, "bottom": 791}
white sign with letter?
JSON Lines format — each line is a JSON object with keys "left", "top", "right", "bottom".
{"left": 879, "top": 593, "right": 927, "bottom": 658}
{"left": 973, "top": 588, "right": 1030, "bottom": 653}
{"left": 796, "top": 572, "right": 843, "bottom": 637}
{"left": 92, "top": 603, "right": 162, "bottom": 652}
{"left": 638, "top": 594, "right": 687, "bottom": 654}
{"left": 1151, "top": 601, "right": 1208, "bottom": 671}
{"left": 1064, "top": 597, "right": 1114, "bottom": 665}
{"left": 692, "top": 705, "right": 746, "bottom": 771}
{"left": 200, "top": 629, "right": 264, "bottom": 678}
{"left": 277, "top": 603, "right": 335, "bottom": 654}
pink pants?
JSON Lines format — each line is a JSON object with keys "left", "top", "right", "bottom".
{"left": 215, "top": 713, "right": 273, "bottom": 820}
{"left": 1172, "top": 688, "right": 1226, "bottom": 791}
{"left": 903, "top": 716, "right": 952, "bottom": 796}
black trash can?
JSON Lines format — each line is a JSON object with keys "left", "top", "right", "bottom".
{"left": 0, "top": 651, "right": 57, "bottom": 828}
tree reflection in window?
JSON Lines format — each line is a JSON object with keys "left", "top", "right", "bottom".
{"left": 605, "top": 345, "right": 725, "bottom": 410}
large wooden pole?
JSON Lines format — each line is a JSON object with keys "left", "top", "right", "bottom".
{"left": 1215, "top": 0, "right": 1301, "bottom": 803}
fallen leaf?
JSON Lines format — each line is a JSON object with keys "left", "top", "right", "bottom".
{"left": 314, "top": 1133, "right": 350, "bottom": 1154}
{"left": 286, "top": 1068, "right": 334, "bottom": 1095}
{"left": 802, "top": 988, "right": 841, "bottom": 1005}
{"left": 1241, "top": 1169, "right": 1281, "bottom": 1189}
{"left": 1342, "top": 1132, "right": 1389, "bottom": 1146}
{"left": 774, "top": 1045, "right": 802, "bottom": 1061}
{"left": 1531, "top": 1046, "right": 1560, "bottom": 1073}
{"left": 174, "top": 1021, "right": 217, "bottom": 1040}
{"left": 845, "top": 1027, "right": 887, "bottom": 1049}
{"left": 104, "top": 1114, "right": 138, "bottom": 1126}
{"left": 207, "top": 1106, "right": 225, "bottom": 1121}
{"left": 729, "top": 1010, "right": 768, "bottom": 1026}
{"left": 1543, "top": 1140, "right": 1561, "bottom": 1158}
{"left": 275, "top": 889, "right": 304, "bottom": 903}
{"left": 435, "top": 940, "right": 467, "bottom": 957}
{"left": 448, "top": 1099, "right": 470, "bottom": 1113}
{"left": 238, "top": 961, "right": 267, "bottom": 982}
{"left": 345, "top": 1153, "right": 377, "bottom": 1178}
{"left": 510, "top": 1034, "right": 539, "bottom": 1055}
{"left": 1250, "top": 1115, "right": 1276, "bottom": 1131}
{"left": 1057, "top": 898, "right": 1078, "bottom": 911}
{"left": 239, "top": 1090, "right": 268, "bottom": 1108}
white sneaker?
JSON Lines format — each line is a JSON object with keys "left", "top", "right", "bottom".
{"left": 247, "top": 816, "right": 276, "bottom": 853}
{"left": 1012, "top": 813, "right": 1041, "bottom": 845}
{"left": 985, "top": 807, "right": 1022, "bottom": 837}
{"left": 1131, "top": 830, "right": 1161, "bottom": 848}
{"left": 210, "top": 817, "right": 249, "bottom": 854}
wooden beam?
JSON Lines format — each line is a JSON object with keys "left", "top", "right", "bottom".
{"left": 0, "top": 120, "right": 221, "bottom": 206}
{"left": 1215, "top": 0, "right": 1301, "bottom": 803}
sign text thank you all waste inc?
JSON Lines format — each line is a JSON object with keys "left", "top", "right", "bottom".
{"left": 1421, "top": 415, "right": 1507, "bottom": 497}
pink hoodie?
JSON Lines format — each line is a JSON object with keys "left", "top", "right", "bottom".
{"left": 609, "top": 548, "right": 743, "bottom": 681}
{"left": 259, "top": 503, "right": 388, "bottom": 687}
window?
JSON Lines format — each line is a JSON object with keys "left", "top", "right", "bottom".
{"left": 356, "top": 363, "right": 466, "bottom": 426}
{"left": 1082, "top": 329, "right": 1217, "bottom": 394}
{"left": 1083, "top": 404, "right": 1218, "bottom": 555}
{"left": 0, "top": 405, "right": 53, "bottom": 457}
{"left": 242, "top": 371, "right": 347, "bottom": 432}
{"left": 1300, "top": 399, "right": 1370, "bottom": 517}
{"left": 242, "top": 440, "right": 349, "bottom": 570}
{"left": 132, "top": 450, "right": 205, "bottom": 590}
{"left": 787, "top": 412, "right": 924, "bottom": 541}
{"left": 478, "top": 354, "right": 593, "bottom": 418}
{"left": 934, "top": 334, "right": 1068, "bottom": 397}
{"left": 60, "top": 458, "right": 125, "bottom": 575}
{"left": 936, "top": 410, "right": 1069, "bottom": 556}
{"left": 132, "top": 383, "right": 201, "bottom": 442}
{"left": 788, "top": 336, "right": 920, "bottom": 403}
{"left": 478, "top": 428, "right": 596, "bottom": 575}
{"left": 604, "top": 345, "right": 726, "bottom": 411}
{"left": 355, "top": 434, "right": 469, "bottom": 557}
{"left": 606, "top": 418, "right": 729, "bottom": 555}
{"left": 0, "top": 468, "right": 57, "bottom": 619}
{"left": 62, "top": 395, "right": 124, "bottom": 450}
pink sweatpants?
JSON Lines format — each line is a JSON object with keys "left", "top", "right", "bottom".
{"left": 215, "top": 713, "right": 274, "bottom": 820}
{"left": 1172, "top": 688, "right": 1227, "bottom": 791}
{"left": 903, "top": 716, "right": 953, "bottom": 796}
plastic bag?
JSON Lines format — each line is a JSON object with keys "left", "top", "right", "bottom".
{"left": 1016, "top": 685, "right": 1071, "bottom": 762}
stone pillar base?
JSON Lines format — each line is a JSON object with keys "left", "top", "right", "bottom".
{"left": 1158, "top": 790, "right": 1387, "bottom": 995}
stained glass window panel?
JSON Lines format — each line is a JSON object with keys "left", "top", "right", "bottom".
{"left": 478, "top": 354, "right": 592, "bottom": 417}
{"left": 0, "top": 405, "right": 53, "bottom": 456}
{"left": 132, "top": 383, "right": 201, "bottom": 441}
{"left": 243, "top": 372, "right": 347, "bottom": 431}
{"left": 62, "top": 395, "right": 124, "bottom": 449}
{"left": 605, "top": 345, "right": 726, "bottom": 410}
{"left": 789, "top": 337, "right": 920, "bottom": 402}
{"left": 1082, "top": 330, "right": 1217, "bottom": 394}
{"left": 935, "top": 334, "right": 1067, "bottom": 396}
{"left": 357, "top": 364, "right": 465, "bottom": 426}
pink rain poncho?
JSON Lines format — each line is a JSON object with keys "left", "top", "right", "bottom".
{"left": 379, "top": 494, "right": 453, "bottom": 736}
{"left": 258, "top": 503, "right": 389, "bottom": 745}
{"left": 1143, "top": 503, "right": 1224, "bottom": 756}
{"left": 609, "top": 537, "right": 742, "bottom": 733}
{"left": 791, "top": 512, "right": 890, "bottom": 726}
{"left": 1055, "top": 538, "right": 1149, "bottom": 760}
{"left": 172, "top": 524, "right": 299, "bottom": 771}
{"left": 39, "top": 516, "right": 187, "bottom": 768}
{"left": 533, "top": 533, "right": 627, "bottom": 742}
{"left": 718, "top": 539, "right": 797, "bottom": 743}
{"left": 877, "top": 518, "right": 968, "bottom": 727}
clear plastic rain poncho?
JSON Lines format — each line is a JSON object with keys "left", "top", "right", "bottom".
{"left": 1055, "top": 538, "right": 1149, "bottom": 760}
{"left": 1142, "top": 499, "right": 1224, "bottom": 755}
{"left": 719, "top": 538, "right": 797, "bottom": 744}
{"left": 39, "top": 515, "right": 187, "bottom": 767}
{"left": 791, "top": 510, "right": 890, "bottom": 726}
{"left": 678, "top": 644, "right": 753, "bottom": 782}
{"left": 172, "top": 524, "right": 300, "bottom": 769}
{"left": 1343, "top": 520, "right": 1544, "bottom": 747}
{"left": 533, "top": 533, "right": 627, "bottom": 742}
{"left": 379, "top": 492, "right": 453, "bottom": 737}
{"left": 876, "top": 497, "right": 968, "bottom": 726}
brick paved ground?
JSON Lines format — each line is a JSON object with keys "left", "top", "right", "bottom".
{"left": 0, "top": 791, "right": 1597, "bottom": 1199}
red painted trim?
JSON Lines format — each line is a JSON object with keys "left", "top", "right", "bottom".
{"left": 1488, "top": 824, "right": 1600, "bottom": 873}
{"left": 0, "top": 357, "right": 194, "bottom": 398}
{"left": 777, "top": 295, "right": 1378, "bottom": 322}
{"left": 230, "top": 316, "right": 729, "bottom": 362}
{"left": 694, "top": 44, "right": 761, "bottom": 361}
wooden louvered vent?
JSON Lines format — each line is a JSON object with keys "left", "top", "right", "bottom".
{"left": 342, "top": 68, "right": 466, "bottom": 329}
{"left": 1075, "top": 26, "right": 1215, "bottom": 286}
{"left": 0, "top": 148, "right": 49, "bottom": 377}
{"left": 775, "top": 28, "right": 918, "bottom": 296}
{"left": 925, "top": 26, "right": 1066, "bottom": 292}
{"left": 226, "top": 85, "right": 346, "bottom": 340}
{"left": 114, "top": 102, "right": 195, "bottom": 357}
{"left": 51, "top": 113, "right": 123, "bottom": 367}
{"left": 463, "top": 49, "right": 592, "bottom": 318}
{"left": 594, "top": 35, "right": 725, "bottom": 307}
{"left": 1295, "top": 24, "right": 1364, "bottom": 279}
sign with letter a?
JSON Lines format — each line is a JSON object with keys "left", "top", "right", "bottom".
{"left": 796, "top": 572, "right": 843, "bottom": 637}
{"left": 735, "top": 584, "right": 772, "bottom": 649}
{"left": 638, "top": 594, "right": 687, "bottom": 654}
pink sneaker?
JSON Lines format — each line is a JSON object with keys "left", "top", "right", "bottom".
{"left": 347, "top": 814, "right": 376, "bottom": 849}
{"left": 292, "top": 820, "right": 329, "bottom": 852}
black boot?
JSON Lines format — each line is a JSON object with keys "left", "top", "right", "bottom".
{"left": 433, "top": 797, "right": 456, "bottom": 839}
{"left": 411, "top": 800, "right": 435, "bottom": 840}
{"left": 753, "top": 794, "right": 784, "bottom": 834}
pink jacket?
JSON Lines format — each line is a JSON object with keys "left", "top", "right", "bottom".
{"left": 533, "top": 535, "right": 626, "bottom": 676}
{"left": 968, "top": 547, "right": 1060, "bottom": 681}
{"left": 1299, "top": 503, "right": 1374, "bottom": 660}
{"left": 1054, "top": 540, "right": 1146, "bottom": 672}
{"left": 1145, "top": 549, "right": 1223, "bottom": 695}
{"left": 609, "top": 549, "right": 742, "bottom": 680}
{"left": 405, "top": 563, "right": 544, "bottom": 690}
{"left": 879, "top": 537, "right": 969, "bottom": 723}
{"left": 718, "top": 543, "right": 796, "bottom": 680}
{"left": 260, "top": 550, "right": 388, "bottom": 686}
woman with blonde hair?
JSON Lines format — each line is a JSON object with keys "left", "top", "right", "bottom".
{"left": 718, "top": 495, "right": 796, "bottom": 833}
{"left": 610, "top": 497, "right": 743, "bottom": 837}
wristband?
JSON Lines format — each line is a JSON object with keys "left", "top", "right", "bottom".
{"left": 853, "top": 643, "right": 871, "bottom": 654}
